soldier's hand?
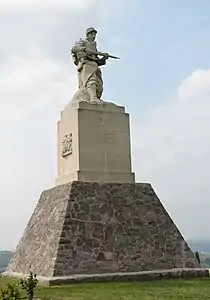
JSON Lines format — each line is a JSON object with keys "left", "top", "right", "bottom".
{"left": 103, "top": 53, "right": 109, "bottom": 59}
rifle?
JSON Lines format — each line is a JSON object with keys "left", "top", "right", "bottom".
{"left": 86, "top": 50, "right": 120, "bottom": 60}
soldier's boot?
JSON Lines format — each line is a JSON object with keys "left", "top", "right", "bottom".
{"left": 87, "top": 85, "right": 102, "bottom": 103}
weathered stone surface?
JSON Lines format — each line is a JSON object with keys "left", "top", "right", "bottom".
{"left": 5, "top": 181, "right": 200, "bottom": 281}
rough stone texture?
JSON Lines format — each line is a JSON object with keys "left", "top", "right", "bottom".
{"left": 6, "top": 181, "right": 200, "bottom": 281}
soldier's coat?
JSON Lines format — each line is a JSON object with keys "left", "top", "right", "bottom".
{"left": 71, "top": 38, "right": 103, "bottom": 98}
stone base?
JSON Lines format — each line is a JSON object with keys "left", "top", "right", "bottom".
{"left": 55, "top": 170, "right": 135, "bottom": 185}
{"left": 3, "top": 268, "right": 209, "bottom": 286}
{"left": 5, "top": 181, "right": 201, "bottom": 283}
{"left": 57, "top": 100, "right": 134, "bottom": 185}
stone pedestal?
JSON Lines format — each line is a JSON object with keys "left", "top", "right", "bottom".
{"left": 5, "top": 182, "right": 203, "bottom": 285}
{"left": 55, "top": 101, "right": 135, "bottom": 185}
{"left": 4, "top": 99, "right": 207, "bottom": 285}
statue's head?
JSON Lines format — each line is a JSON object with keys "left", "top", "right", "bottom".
{"left": 86, "top": 27, "right": 97, "bottom": 41}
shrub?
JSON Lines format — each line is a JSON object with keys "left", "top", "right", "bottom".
{"left": 0, "top": 283, "right": 22, "bottom": 300}
{"left": 20, "top": 272, "right": 38, "bottom": 300}
{"left": 0, "top": 271, "right": 38, "bottom": 300}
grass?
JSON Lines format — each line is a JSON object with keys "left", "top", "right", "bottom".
{"left": 1, "top": 277, "right": 210, "bottom": 300}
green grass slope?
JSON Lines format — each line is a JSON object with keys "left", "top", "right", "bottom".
{"left": 1, "top": 277, "right": 210, "bottom": 300}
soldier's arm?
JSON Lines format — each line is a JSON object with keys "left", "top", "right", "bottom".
{"left": 95, "top": 44, "right": 107, "bottom": 66}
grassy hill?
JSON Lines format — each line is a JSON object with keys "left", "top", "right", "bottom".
{"left": 188, "top": 239, "right": 210, "bottom": 253}
{"left": 187, "top": 239, "right": 210, "bottom": 268}
{"left": 0, "top": 242, "right": 210, "bottom": 299}
{"left": 1, "top": 277, "right": 210, "bottom": 300}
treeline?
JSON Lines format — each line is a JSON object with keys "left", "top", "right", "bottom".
{"left": 0, "top": 252, "right": 13, "bottom": 273}
{"left": 188, "top": 239, "right": 210, "bottom": 253}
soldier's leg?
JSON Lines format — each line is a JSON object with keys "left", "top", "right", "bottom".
{"left": 86, "top": 73, "right": 99, "bottom": 102}
{"left": 78, "top": 73, "right": 82, "bottom": 89}
{"left": 96, "top": 69, "right": 103, "bottom": 99}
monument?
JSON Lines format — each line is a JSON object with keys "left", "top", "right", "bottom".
{"left": 5, "top": 28, "right": 208, "bottom": 284}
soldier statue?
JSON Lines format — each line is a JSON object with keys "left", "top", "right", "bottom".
{"left": 71, "top": 27, "right": 119, "bottom": 103}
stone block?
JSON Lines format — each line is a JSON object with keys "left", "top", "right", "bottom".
{"left": 5, "top": 181, "right": 201, "bottom": 284}
{"left": 56, "top": 101, "right": 135, "bottom": 185}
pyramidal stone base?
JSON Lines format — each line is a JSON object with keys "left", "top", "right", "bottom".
{"left": 5, "top": 181, "right": 207, "bottom": 284}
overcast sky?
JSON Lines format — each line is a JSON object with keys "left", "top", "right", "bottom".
{"left": 0, "top": 0, "right": 210, "bottom": 250}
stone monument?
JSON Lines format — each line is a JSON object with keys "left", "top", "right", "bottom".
{"left": 4, "top": 28, "right": 208, "bottom": 284}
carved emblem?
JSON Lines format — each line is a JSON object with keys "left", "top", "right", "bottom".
{"left": 62, "top": 133, "right": 73, "bottom": 157}
{"left": 98, "top": 112, "right": 107, "bottom": 130}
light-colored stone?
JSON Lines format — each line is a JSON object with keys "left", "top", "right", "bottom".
{"left": 3, "top": 268, "right": 209, "bottom": 286}
{"left": 71, "top": 27, "right": 119, "bottom": 102}
{"left": 56, "top": 101, "right": 135, "bottom": 185}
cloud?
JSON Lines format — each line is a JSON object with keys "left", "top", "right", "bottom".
{"left": 0, "top": 51, "right": 76, "bottom": 122}
{"left": 133, "top": 69, "right": 210, "bottom": 239}
{"left": 0, "top": 0, "right": 102, "bottom": 61}
{"left": 0, "top": 49, "right": 77, "bottom": 249}
{"left": 0, "top": 0, "right": 94, "bottom": 12}
{"left": 0, "top": 0, "right": 126, "bottom": 251}
{"left": 178, "top": 69, "right": 210, "bottom": 101}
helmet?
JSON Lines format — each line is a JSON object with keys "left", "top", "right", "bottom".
{"left": 86, "top": 27, "right": 97, "bottom": 35}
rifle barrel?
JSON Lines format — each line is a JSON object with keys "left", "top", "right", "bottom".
{"left": 108, "top": 55, "right": 120, "bottom": 59}
{"left": 88, "top": 51, "right": 120, "bottom": 59}
{"left": 96, "top": 52, "right": 120, "bottom": 59}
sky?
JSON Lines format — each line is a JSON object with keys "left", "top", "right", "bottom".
{"left": 0, "top": 0, "right": 210, "bottom": 250}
